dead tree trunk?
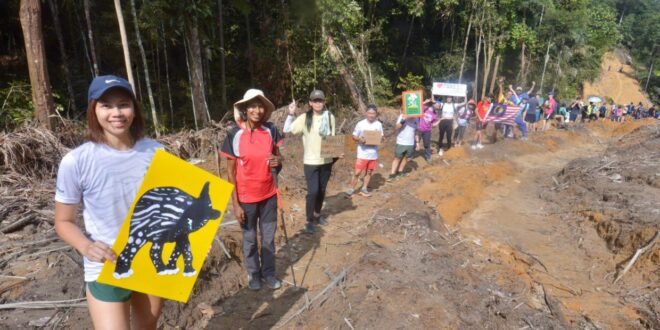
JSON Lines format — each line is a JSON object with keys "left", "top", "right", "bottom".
{"left": 183, "top": 37, "right": 198, "bottom": 130}
{"left": 474, "top": 31, "right": 482, "bottom": 98}
{"left": 129, "top": 0, "right": 159, "bottom": 136}
{"left": 20, "top": 0, "right": 55, "bottom": 129}
{"left": 113, "top": 0, "right": 135, "bottom": 89}
{"left": 161, "top": 24, "right": 174, "bottom": 129}
{"left": 47, "top": 0, "right": 76, "bottom": 116}
{"left": 217, "top": 0, "right": 227, "bottom": 111}
{"left": 516, "top": 41, "right": 526, "bottom": 84}
{"left": 186, "top": 16, "right": 210, "bottom": 127}
{"left": 322, "top": 23, "right": 367, "bottom": 113}
{"left": 480, "top": 25, "right": 494, "bottom": 100}
{"left": 458, "top": 11, "right": 473, "bottom": 84}
{"left": 539, "top": 41, "right": 551, "bottom": 94}
{"left": 339, "top": 28, "right": 374, "bottom": 104}
{"left": 72, "top": 2, "right": 94, "bottom": 78}
{"left": 488, "top": 53, "right": 500, "bottom": 96}
{"left": 645, "top": 45, "right": 656, "bottom": 92}
{"left": 83, "top": 0, "right": 99, "bottom": 76}
{"left": 244, "top": 13, "right": 254, "bottom": 85}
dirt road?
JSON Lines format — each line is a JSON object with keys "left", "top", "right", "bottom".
{"left": 202, "top": 119, "right": 658, "bottom": 329}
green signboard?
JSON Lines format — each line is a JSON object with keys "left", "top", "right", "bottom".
{"left": 402, "top": 90, "right": 423, "bottom": 117}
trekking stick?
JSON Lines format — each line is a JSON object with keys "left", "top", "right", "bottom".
{"left": 273, "top": 168, "right": 298, "bottom": 287}
{"left": 279, "top": 207, "right": 297, "bottom": 287}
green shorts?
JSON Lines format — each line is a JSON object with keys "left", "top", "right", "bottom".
{"left": 395, "top": 144, "right": 415, "bottom": 159}
{"left": 85, "top": 281, "right": 132, "bottom": 303}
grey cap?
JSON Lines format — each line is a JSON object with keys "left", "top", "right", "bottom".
{"left": 309, "top": 89, "right": 325, "bottom": 101}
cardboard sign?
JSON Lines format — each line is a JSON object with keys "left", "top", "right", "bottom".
{"left": 402, "top": 90, "right": 423, "bottom": 117}
{"left": 432, "top": 82, "right": 467, "bottom": 97}
{"left": 97, "top": 149, "right": 233, "bottom": 303}
{"left": 320, "top": 135, "right": 346, "bottom": 158}
{"left": 362, "top": 130, "right": 382, "bottom": 146}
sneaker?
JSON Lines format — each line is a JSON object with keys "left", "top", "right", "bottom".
{"left": 398, "top": 171, "right": 409, "bottom": 177}
{"left": 438, "top": 149, "right": 444, "bottom": 156}
{"left": 425, "top": 157, "right": 433, "bottom": 164}
{"left": 359, "top": 189, "right": 371, "bottom": 197}
{"left": 477, "top": 143, "right": 484, "bottom": 149}
{"left": 386, "top": 174, "right": 398, "bottom": 182}
{"left": 471, "top": 144, "right": 477, "bottom": 150}
{"left": 317, "top": 215, "right": 328, "bottom": 226}
{"left": 346, "top": 188, "right": 355, "bottom": 196}
{"left": 248, "top": 275, "right": 262, "bottom": 291}
{"left": 263, "top": 276, "right": 281, "bottom": 290}
{"left": 304, "top": 223, "right": 316, "bottom": 234}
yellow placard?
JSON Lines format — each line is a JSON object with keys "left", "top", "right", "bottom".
{"left": 97, "top": 149, "right": 233, "bottom": 303}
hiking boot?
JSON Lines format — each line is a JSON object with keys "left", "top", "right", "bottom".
{"left": 304, "top": 223, "right": 316, "bottom": 234}
{"left": 386, "top": 174, "right": 398, "bottom": 182}
{"left": 398, "top": 171, "right": 409, "bottom": 177}
{"left": 263, "top": 276, "right": 282, "bottom": 290}
{"left": 346, "top": 188, "right": 355, "bottom": 196}
{"left": 248, "top": 275, "right": 262, "bottom": 291}
{"left": 359, "top": 188, "right": 371, "bottom": 197}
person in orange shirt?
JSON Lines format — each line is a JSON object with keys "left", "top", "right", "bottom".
{"left": 472, "top": 94, "right": 492, "bottom": 149}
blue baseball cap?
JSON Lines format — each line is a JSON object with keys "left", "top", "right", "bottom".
{"left": 88, "top": 75, "right": 135, "bottom": 102}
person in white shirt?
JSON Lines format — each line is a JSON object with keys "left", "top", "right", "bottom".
{"left": 347, "top": 104, "right": 383, "bottom": 197}
{"left": 387, "top": 113, "right": 420, "bottom": 181}
{"left": 54, "top": 75, "right": 163, "bottom": 329}
{"left": 437, "top": 95, "right": 467, "bottom": 156}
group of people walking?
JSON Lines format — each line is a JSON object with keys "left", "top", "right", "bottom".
{"left": 52, "top": 74, "right": 656, "bottom": 328}
{"left": 569, "top": 98, "right": 657, "bottom": 122}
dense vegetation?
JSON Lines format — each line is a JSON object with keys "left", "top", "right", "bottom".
{"left": 0, "top": 0, "right": 657, "bottom": 132}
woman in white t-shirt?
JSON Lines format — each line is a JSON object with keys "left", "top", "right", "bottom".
{"left": 437, "top": 96, "right": 467, "bottom": 156}
{"left": 54, "top": 75, "right": 163, "bottom": 329}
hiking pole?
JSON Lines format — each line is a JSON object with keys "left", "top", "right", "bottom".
{"left": 273, "top": 167, "right": 298, "bottom": 287}
{"left": 279, "top": 207, "right": 297, "bottom": 287}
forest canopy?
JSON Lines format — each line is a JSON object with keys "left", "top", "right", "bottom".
{"left": 1, "top": 0, "right": 657, "bottom": 132}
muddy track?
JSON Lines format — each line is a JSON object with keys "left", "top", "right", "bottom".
{"left": 200, "top": 120, "right": 658, "bottom": 329}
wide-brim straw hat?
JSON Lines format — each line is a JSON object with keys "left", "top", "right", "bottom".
{"left": 233, "top": 89, "right": 275, "bottom": 124}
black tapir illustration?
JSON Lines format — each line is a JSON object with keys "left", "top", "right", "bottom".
{"left": 113, "top": 181, "right": 221, "bottom": 279}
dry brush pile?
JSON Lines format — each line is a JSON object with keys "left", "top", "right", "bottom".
{"left": 0, "top": 121, "right": 229, "bottom": 237}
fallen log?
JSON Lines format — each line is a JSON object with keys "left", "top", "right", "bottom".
{"left": 0, "top": 215, "right": 34, "bottom": 233}
{"left": 613, "top": 230, "right": 658, "bottom": 284}
{"left": 0, "top": 298, "right": 87, "bottom": 310}
{"left": 275, "top": 267, "right": 350, "bottom": 328}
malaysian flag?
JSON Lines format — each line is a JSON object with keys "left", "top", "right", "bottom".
{"left": 485, "top": 103, "right": 520, "bottom": 125}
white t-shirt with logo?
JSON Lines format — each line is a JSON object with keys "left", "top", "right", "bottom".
{"left": 352, "top": 119, "right": 383, "bottom": 160}
{"left": 55, "top": 139, "right": 162, "bottom": 282}
{"left": 395, "top": 114, "right": 418, "bottom": 146}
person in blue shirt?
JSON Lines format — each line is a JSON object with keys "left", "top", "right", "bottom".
{"left": 509, "top": 81, "right": 535, "bottom": 105}
{"left": 514, "top": 97, "right": 529, "bottom": 140}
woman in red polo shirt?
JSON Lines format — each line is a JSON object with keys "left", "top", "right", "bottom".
{"left": 221, "top": 89, "right": 283, "bottom": 291}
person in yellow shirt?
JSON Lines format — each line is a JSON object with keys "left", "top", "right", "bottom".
{"left": 283, "top": 90, "right": 338, "bottom": 234}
